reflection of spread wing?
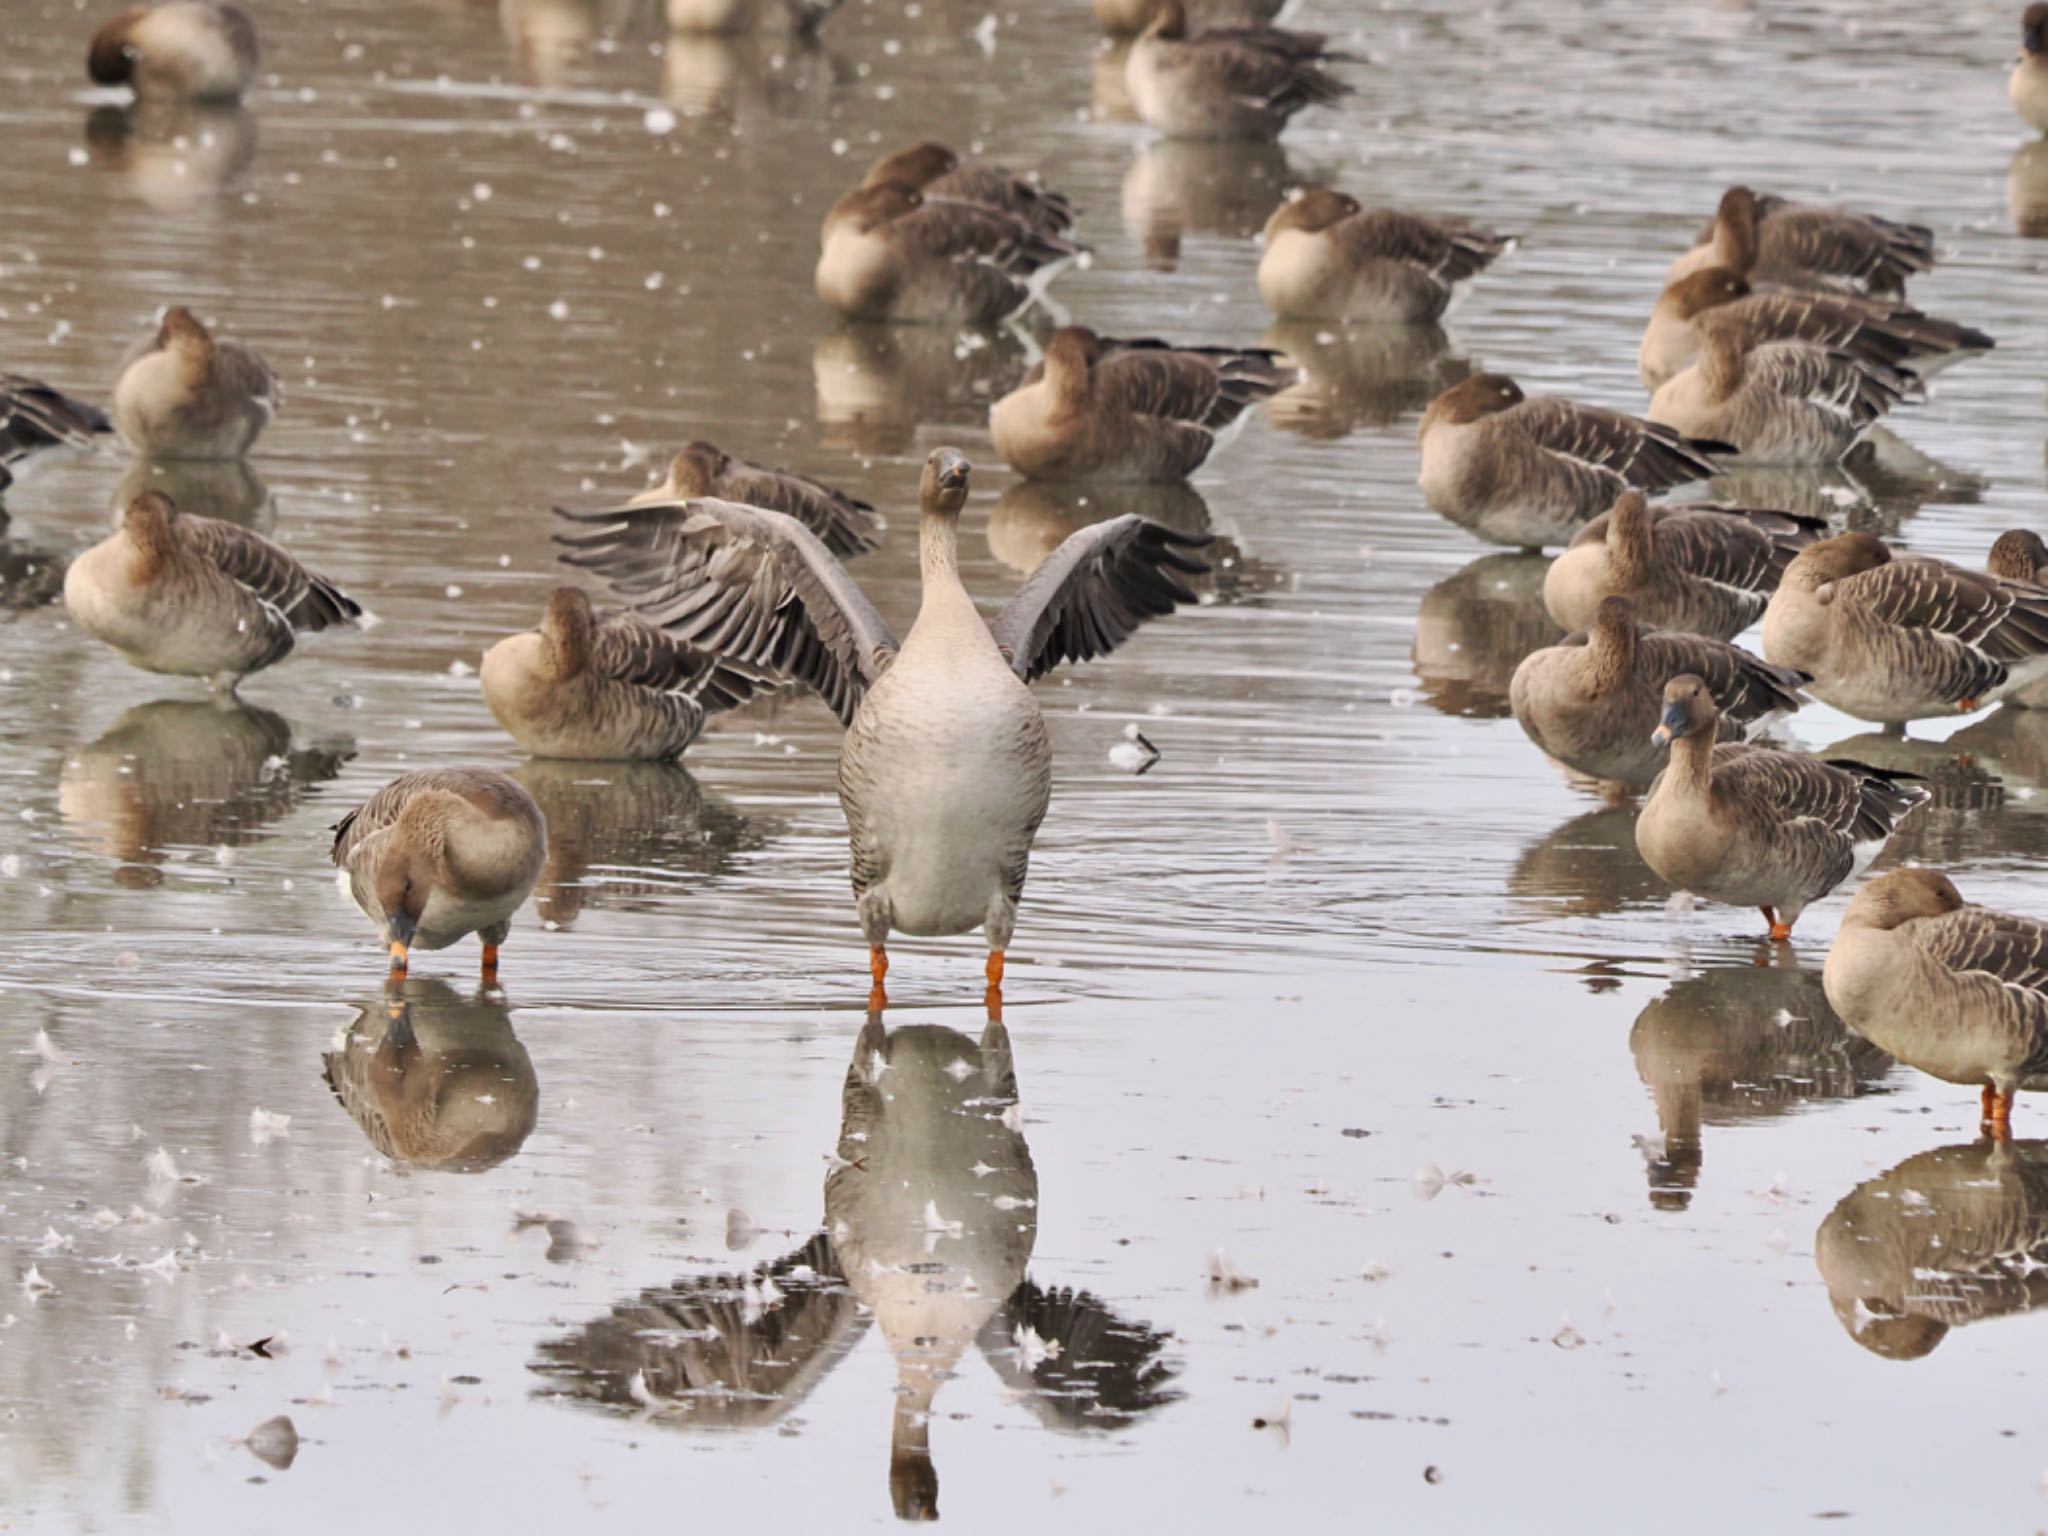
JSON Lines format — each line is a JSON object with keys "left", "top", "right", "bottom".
{"left": 976, "top": 1278, "right": 1183, "bottom": 1431}
{"left": 529, "top": 1235, "right": 869, "bottom": 1428}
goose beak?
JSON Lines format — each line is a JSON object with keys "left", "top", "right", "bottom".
{"left": 385, "top": 910, "right": 418, "bottom": 972}
{"left": 935, "top": 450, "right": 970, "bottom": 492}
{"left": 1651, "top": 702, "right": 1687, "bottom": 747}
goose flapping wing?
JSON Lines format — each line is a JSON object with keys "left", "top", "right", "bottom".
{"left": 555, "top": 497, "right": 897, "bottom": 727}
{"left": 591, "top": 610, "right": 767, "bottom": 715}
{"left": 1832, "top": 558, "right": 2048, "bottom": 665}
{"left": 714, "top": 460, "right": 880, "bottom": 558}
{"left": 1916, "top": 907, "right": 2048, "bottom": 999}
{"left": 1509, "top": 396, "right": 1725, "bottom": 492}
{"left": 976, "top": 1279, "right": 1184, "bottom": 1432}
{"left": 988, "top": 515, "right": 1211, "bottom": 684}
{"left": 179, "top": 514, "right": 363, "bottom": 631}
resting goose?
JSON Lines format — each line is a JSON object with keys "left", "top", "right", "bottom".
{"left": 64, "top": 491, "right": 367, "bottom": 690}
{"left": 1647, "top": 327, "right": 1906, "bottom": 466}
{"left": 1097, "top": 0, "right": 1288, "bottom": 33}
{"left": 1543, "top": 490, "right": 1825, "bottom": 641}
{"left": 1416, "top": 373, "right": 1728, "bottom": 551}
{"left": 2017, "top": 5, "right": 2048, "bottom": 132}
{"left": 630, "top": 441, "right": 879, "bottom": 556}
{"left": 846, "top": 143, "right": 1075, "bottom": 240}
{"left": 989, "top": 326, "right": 1295, "bottom": 482}
{"left": 816, "top": 182, "right": 1080, "bottom": 326}
{"left": 556, "top": 449, "right": 1208, "bottom": 995}
{"left": 1637, "top": 674, "right": 1928, "bottom": 940}
{"left": 1761, "top": 532, "right": 2048, "bottom": 724}
{"left": 1510, "top": 596, "right": 1806, "bottom": 788}
{"left": 88, "top": 2, "right": 257, "bottom": 101}
{"left": 1257, "top": 188, "right": 1511, "bottom": 324}
{"left": 1666, "top": 186, "right": 1938, "bottom": 299}
{"left": 112, "top": 306, "right": 278, "bottom": 459}
{"left": 1124, "top": 1, "right": 1353, "bottom": 141}
{"left": 1639, "top": 267, "right": 1992, "bottom": 393}
{"left": 1988, "top": 531, "right": 2048, "bottom": 707}
{"left": 0, "top": 374, "right": 111, "bottom": 491}
{"left": 1824, "top": 868, "right": 2048, "bottom": 1133}
{"left": 665, "top": 0, "right": 840, "bottom": 32}
{"left": 332, "top": 769, "right": 549, "bottom": 979}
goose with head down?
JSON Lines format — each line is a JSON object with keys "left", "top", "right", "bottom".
{"left": 88, "top": 2, "right": 257, "bottom": 100}
{"left": 555, "top": 449, "right": 1208, "bottom": 998}
{"left": 1647, "top": 326, "right": 1908, "bottom": 466}
{"left": 816, "top": 182, "right": 1081, "bottom": 326}
{"left": 846, "top": 142, "right": 1076, "bottom": 240}
{"left": 1124, "top": 0, "right": 1354, "bottom": 141}
{"left": 1665, "top": 185, "right": 1938, "bottom": 299}
{"left": 1257, "top": 187, "right": 1512, "bottom": 324}
{"left": 629, "top": 441, "right": 879, "bottom": 557}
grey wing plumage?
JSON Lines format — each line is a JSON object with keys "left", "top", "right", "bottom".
{"left": 1638, "top": 632, "right": 1806, "bottom": 729}
{"left": 1758, "top": 204, "right": 1938, "bottom": 294}
{"left": 1093, "top": 340, "right": 1296, "bottom": 432}
{"left": 1169, "top": 29, "right": 1352, "bottom": 114}
{"left": 713, "top": 460, "right": 881, "bottom": 558}
{"left": 1739, "top": 342, "right": 1907, "bottom": 427}
{"left": 988, "top": 515, "right": 1211, "bottom": 683}
{"left": 1839, "top": 559, "right": 2048, "bottom": 665}
{"left": 555, "top": 497, "right": 897, "bottom": 727}
{"left": 891, "top": 199, "right": 1080, "bottom": 275}
{"left": 928, "top": 166, "right": 1076, "bottom": 237}
{"left": 0, "top": 374, "right": 110, "bottom": 464}
{"left": 977, "top": 1279, "right": 1183, "bottom": 1431}
{"left": 1640, "top": 504, "right": 1825, "bottom": 594}
{"left": 1339, "top": 209, "right": 1511, "bottom": 284}
{"left": 1917, "top": 907, "right": 2048, "bottom": 998}
{"left": 178, "top": 514, "right": 363, "bottom": 631}
{"left": 1715, "top": 747, "right": 1924, "bottom": 845}
{"left": 590, "top": 610, "right": 765, "bottom": 715}
{"left": 1512, "top": 396, "right": 1728, "bottom": 490}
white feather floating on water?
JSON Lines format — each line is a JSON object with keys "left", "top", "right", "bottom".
{"left": 1206, "top": 1250, "right": 1258, "bottom": 1292}
{"left": 1108, "top": 723, "right": 1162, "bottom": 774}
{"left": 248, "top": 1109, "right": 292, "bottom": 1145}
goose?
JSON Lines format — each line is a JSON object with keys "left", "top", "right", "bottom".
{"left": 665, "top": 0, "right": 840, "bottom": 32}
{"left": 629, "top": 441, "right": 880, "bottom": 556}
{"left": 989, "top": 326, "right": 1295, "bottom": 482}
{"left": 112, "top": 306, "right": 278, "bottom": 459}
{"left": 2017, "top": 5, "right": 2048, "bottom": 132}
{"left": 1124, "top": 1, "right": 1353, "bottom": 141}
{"left": 1256, "top": 187, "right": 1512, "bottom": 324}
{"left": 1510, "top": 595, "right": 1807, "bottom": 788}
{"left": 815, "top": 182, "right": 1081, "bottom": 326}
{"left": 64, "top": 491, "right": 368, "bottom": 690}
{"left": 1638, "top": 267, "right": 1992, "bottom": 393}
{"left": 332, "top": 769, "right": 549, "bottom": 979}
{"left": 1542, "top": 490, "right": 1825, "bottom": 641}
{"left": 1761, "top": 532, "right": 2048, "bottom": 724}
{"left": 481, "top": 587, "right": 761, "bottom": 762}
{"left": 1636, "top": 674, "right": 1928, "bottom": 940}
{"left": 555, "top": 448, "right": 1208, "bottom": 994}
{"left": 1416, "top": 373, "right": 1728, "bottom": 551}
{"left": 1987, "top": 530, "right": 2048, "bottom": 707}
{"left": 1097, "top": 0, "right": 1288, "bottom": 33}
{"left": 1665, "top": 186, "right": 1938, "bottom": 299}
{"left": 88, "top": 2, "right": 257, "bottom": 100}
{"left": 0, "top": 374, "right": 111, "bottom": 491}
{"left": 1647, "top": 327, "right": 1907, "bottom": 466}
{"left": 845, "top": 143, "right": 1075, "bottom": 240}
{"left": 1824, "top": 867, "right": 2048, "bottom": 1133}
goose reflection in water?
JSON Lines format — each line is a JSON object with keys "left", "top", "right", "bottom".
{"left": 1507, "top": 803, "right": 1667, "bottom": 920}
{"left": 1120, "top": 139, "right": 1292, "bottom": 271}
{"left": 1709, "top": 431, "right": 1987, "bottom": 537}
{"left": 813, "top": 326, "right": 1033, "bottom": 458}
{"left": 988, "top": 480, "right": 1284, "bottom": 605}
{"left": 82, "top": 101, "right": 257, "bottom": 213}
{"left": 58, "top": 700, "right": 353, "bottom": 885}
{"left": 1817, "top": 1139, "right": 2048, "bottom": 1360}
{"left": 531, "top": 1007, "right": 1180, "bottom": 1520}
{"left": 1630, "top": 963, "right": 1892, "bottom": 1210}
{"left": 0, "top": 512, "right": 67, "bottom": 618}
{"left": 1263, "top": 320, "right": 1470, "bottom": 439}
{"left": 1412, "top": 552, "right": 1562, "bottom": 719}
{"left": 323, "top": 977, "right": 538, "bottom": 1173}
{"left": 111, "top": 457, "right": 272, "bottom": 533}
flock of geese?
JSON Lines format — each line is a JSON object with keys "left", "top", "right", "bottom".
{"left": 11, "top": 0, "right": 2048, "bottom": 1146}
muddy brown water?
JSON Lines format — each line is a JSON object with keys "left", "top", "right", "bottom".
{"left": 3, "top": 0, "right": 2048, "bottom": 1528}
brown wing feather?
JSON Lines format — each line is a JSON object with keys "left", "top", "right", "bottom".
{"left": 712, "top": 461, "right": 880, "bottom": 558}
{"left": 1918, "top": 907, "right": 2048, "bottom": 997}
{"left": 988, "top": 516, "right": 1211, "bottom": 683}
{"left": 1837, "top": 559, "right": 2048, "bottom": 661}
{"left": 590, "top": 611, "right": 764, "bottom": 714}
{"left": 1511, "top": 397, "right": 1726, "bottom": 489}
{"left": 178, "top": 515, "right": 362, "bottom": 631}
{"left": 1636, "top": 632, "right": 1806, "bottom": 729}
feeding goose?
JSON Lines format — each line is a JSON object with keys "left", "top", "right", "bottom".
{"left": 112, "top": 306, "right": 278, "bottom": 459}
{"left": 816, "top": 182, "right": 1081, "bottom": 326}
{"left": 481, "top": 587, "right": 761, "bottom": 762}
{"left": 1761, "top": 532, "right": 2048, "bottom": 725}
{"left": 1416, "top": 373, "right": 1728, "bottom": 551}
{"left": 332, "top": 769, "right": 549, "bottom": 980}
{"left": 1646, "top": 328, "right": 1908, "bottom": 466}
{"left": 64, "top": 490, "right": 368, "bottom": 691}
{"left": 1665, "top": 186, "right": 1938, "bottom": 299}
{"left": 665, "top": 0, "right": 840, "bottom": 32}
{"left": 1636, "top": 674, "right": 1928, "bottom": 940}
{"left": 0, "top": 373, "right": 111, "bottom": 492}
{"left": 555, "top": 449, "right": 1208, "bottom": 996}
{"left": 989, "top": 326, "right": 1295, "bottom": 482}
{"left": 843, "top": 143, "right": 1076, "bottom": 240}
{"left": 88, "top": 2, "right": 257, "bottom": 100}
{"left": 1510, "top": 596, "right": 1807, "bottom": 789}
{"left": 630, "top": 441, "right": 880, "bottom": 557}
{"left": 1097, "top": 0, "right": 1289, "bottom": 33}
{"left": 1256, "top": 188, "right": 1512, "bottom": 324}
{"left": 1638, "top": 267, "right": 1992, "bottom": 393}
{"left": 2018, "top": 5, "right": 2048, "bottom": 132}
{"left": 1125, "top": 1, "right": 1353, "bottom": 141}
{"left": 1824, "top": 868, "right": 2048, "bottom": 1134}
{"left": 1543, "top": 491, "right": 1825, "bottom": 642}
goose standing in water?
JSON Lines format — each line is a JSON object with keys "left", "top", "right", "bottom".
{"left": 556, "top": 449, "right": 1208, "bottom": 997}
{"left": 1646, "top": 327, "right": 1907, "bottom": 466}
{"left": 2016, "top": 5, "right": 2048, "bottom": 133}
{"left": 1416, "top": 374, "right": 1728, "bottom": 551}
{"left": 64, "top": 491, "right": 367, "bottom": 690}
{"left": 1636, "top": 675, "right": 1928, "bottom": 940}
{"left": 1761, "top": 533, "right": 2048, "bottom": 724}
{"left": 1665, "top": 186, "right": 1938, "bottom": 299}
{"left": 1256, "top": 188, "right": 1512, "bottom": 324}
{"left": 1542, "top": 491, "right": 1824, "bottom": 641}
{"left": 0, "top": 374, "right": 111, "bottom": 491}
{"left": 990, "top": 326, "right": 1295, "bottom": 482}
{"left": 629, "top": 441, "right": 880, "bottom": 556}
{"left": 846, "top": 143, "right": 1076, "bottom": 240}
{"left": 1824, "top": 868, "right": 2048, "bottom": 1134}
{"left": 88, "top": 2, "right": 257, "bottom": 101}
{"left": 1124, "top": 1, "right": 1353, "bottom": 141}
{"left": 332, "top": 769, "right": 549, "bottom": 979}
{"left": 816, "top": 183, "right": 1081, "bottom": 326}
{"left": 112, "top": 306, "right": 278, "bottom": 459}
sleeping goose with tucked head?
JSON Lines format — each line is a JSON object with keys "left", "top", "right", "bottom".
{"left": 1647, "top": 326, "right": 1907, "bottom": 466}
{"left": 64, "top": 490, "right": 367, "bottom": 691}
{"left": 555, "top": 449, "right": 1208, "bottom": 1000}
{"left": 0, "top": 374, "right": 110, "bottom": 492}
{"left": 849, "top": 143, "right": 1076, "bottom": 240}
{"left": 1257, "top": 187, "right": 1512, "bottom": 324}
{"left": 112, "top": 306, "right": 277, "bottom": 459}
{"left": 629, "top": 441, "right": 879, "bottom": 556}
{"left": 816, "top": 182, "right": 1081, "bottom": 326}
{"left": 1636, "top": 674, "right": 1929, "bottom": 941}
{"left": 333, "top": 770, "right": 548, "bottom": 980}
{"left": 88, "top": 2, "right": 257, "bottom": 101}
{"left": 989, "top": 326, "right": 1295, "bottom": 482}
{"left": 1987, "top": 531, "right": 2048, "bottom": 707}
{"left": 1417, "top": 373, "right": 1729, "bottom": 551}
{"left": 1124, "top": 0, "right": 1353, "bottom": 141}
{"left": 1666, "top": 186, "right": 1938, "bottom": 299}
{"left": 1761, "top": 532, "right": 2048, "bottom": 724}
{"left": 1543, "top": 491, "right": 1825, "bottom": 641}
{"left": 2016, "top": 5, "right": 2048, "bottom": 132}
{"left": 1824, "top": 867, "right": 2048, "bottom": 1134}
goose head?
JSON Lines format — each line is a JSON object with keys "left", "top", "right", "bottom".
{"left": 1710, "top": 185, "right": 1762, "bottom": 275}
{"left": 1652, "top": 672, "right": 1718, "bottom": 746}
{"left": 1261, "top": 186, "right": 1362, "bottom": 243}
{"left": 120, "top": 489, "right": 180, "bottom": 563}
{"left": 156, "top": 304, "right": 215, "bottom": 356}
{"left": 87, "top": 7, "right": 147, "bottom": 85}
{"left": 1141, "top": 0, "right": 1188, "bottom": 40}
{"left": 666, "top": 440, "right": 731, "bottom": 497}
{"left": 833, "top": 180, "right": 923, "bottom": 234}
{"left": 540, "top": 587, "right": 595, "bottom": 680}
{"left": 920, "top": 447, "right": 971, "bottom": 516}
{"left": 1989, "top": 528, "right": 2048, "bottom": 583}
{"left": 1662, "top": 265, "right": 1751, "bottom": 321}
{"left": 1042, "top": 325, "right": 1105, "bottom": 397}
{"left": 1785, "top": 531, "right": 1891, "bottom": 593}
{"left": 1418, "top": 372, "right": 1523, "bottom": 438}
{"left": 1840, "top": 866, "right": 1965, "bottom": 931}
{"left": 2027, "top": 2, "right": 2048, "bottom": 57}
{"left": 865, "top": 141, "right": 958, "bottom": 192}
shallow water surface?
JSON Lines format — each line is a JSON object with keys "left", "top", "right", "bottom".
{"left": 4, "top": 0, "right": 2048, "bottom": 1528}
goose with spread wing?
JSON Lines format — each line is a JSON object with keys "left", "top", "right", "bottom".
{"left": 1258, "top": 188, "right": 1512, "bottom": 324}
{"left": 1124, "top": 1, "right": 1353, "bottom": 141}
{"left": 0, "top": 373, "right": 110, "bottom": 491}
{"left": 556, "top": 449, "right": 1208, "bottom": 996}
{"left": 629, "top": 441, "right": 879, "bottom": 556}
{"left": 1665, "top": 186, "right": 1938, "bottom": 299}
